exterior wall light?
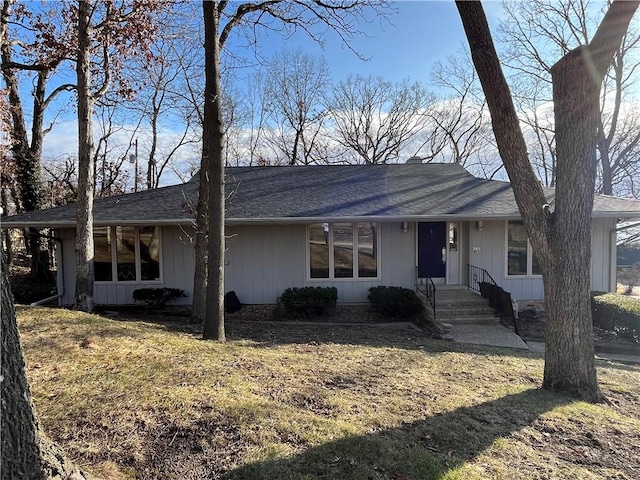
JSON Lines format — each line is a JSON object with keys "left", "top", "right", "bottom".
{"left": 477, "top": 220, "right": 484, "bottom": 232}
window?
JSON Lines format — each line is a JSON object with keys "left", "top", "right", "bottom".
{"left": 449, "top": 223, "right": 458, "bottom": 251}
{"left": 139, "top": 226, "right": 161, "bottom": 280}
{"left": 506, "top": 221, "right": 541, "bottom": 276}
{"left": 93, "top": 226, "right": 161, "bottom": 282}
{"left": 94, "top": 226, "right": 113, "bottom": 281}
{"left": 309, "top": 222, "right": 378, "bottom": 279}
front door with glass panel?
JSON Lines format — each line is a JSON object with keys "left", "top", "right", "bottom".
{"left": 418, "top": 222, "right": 447, "bottom": 280}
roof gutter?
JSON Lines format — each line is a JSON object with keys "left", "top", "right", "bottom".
{"left": 0, "top": 218, "right": 196, "bottom": 229}
{"left": 2, "top": 211, "right": 637, "bottom": 230}
{"left": 225, "top": 212, "right": 639, "bottom": 224}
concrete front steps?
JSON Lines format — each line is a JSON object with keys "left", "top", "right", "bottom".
{"left": 425, "top": 285, "right": 500, "bottom": 325}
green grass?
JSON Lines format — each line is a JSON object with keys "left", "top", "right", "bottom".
{"left": 17, "top": 306, "right": 640, "bottom": 479}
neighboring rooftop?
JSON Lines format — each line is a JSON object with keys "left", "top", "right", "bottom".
{"left": 2, "top": 163, "right": 640, "bottom": 228}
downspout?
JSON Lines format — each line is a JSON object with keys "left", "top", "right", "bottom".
{"left": 24, "top": 232, "right": 65, "bottom": 307}
{"left": 610, "top": 226, "right": 617, "bottom": 293}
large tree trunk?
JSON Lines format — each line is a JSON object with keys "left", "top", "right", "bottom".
{"left": 0, "top": 253, "right": 46, "bottom": 479}
{"left": 456, "top": 0, "right": 638, "bottom": 402}
{"left": 1, "top": 252, "right": 87, "bottom": 480}
{"left": 74, "top": 0, "right": 96, "bottom": 313}
{"left": 542, "top": 46, "right": 601, "bottom": 400}
{"left": 191, "top": 154, "right": 209, "bottom": 323}
{"left": 202, "top": 1, "right": 225, "bottom": 341}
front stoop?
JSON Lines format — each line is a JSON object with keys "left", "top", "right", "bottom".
{"left": 432, "top": 287, "right": 500, "bottom": 326}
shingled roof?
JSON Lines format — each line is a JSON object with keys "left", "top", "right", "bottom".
{"left": 2, "top": 163, "right": 640, "bottom": 228}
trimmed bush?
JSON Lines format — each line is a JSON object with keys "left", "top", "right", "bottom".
{"left": 368, "top": 286, "right": 422, "bottom": 319}
{"left": 133, "top": 288, "right": 186, "bottom": 307}
{"left": 591, "top": 292, "right": 640, "bottom": 343}
{"left": 276, "top": 287, "right": 338, "bottom": 318}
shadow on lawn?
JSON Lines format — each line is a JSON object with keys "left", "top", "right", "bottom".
{"left": 594, "top": 357, "right": 640, "bottom": 373}
{"left": 220, "top": 387, "right": 570, "bottom": 480}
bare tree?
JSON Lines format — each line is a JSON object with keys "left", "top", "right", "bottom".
{"left": 2, "top": 251, "right": 89, "bottom": 480}
{"left": 92, "top": 99, "right": 134, "bottom": 197}
{"left": 457, "top": 0, "right": 639, "bottom": 402}
{"left": 124, "top": 7, "right": 203, "bottom": 189}
{"left": 74, "top": 0, "right": 98, "bottom": 312}
{"left": 263, "top": 48, "right": 331, "bottom": 165}
{"left": 196, "top": 1, "right": 391, "bottom": 339}
{"left": 74, "top": 0, "right": 165, "bottom": 312}
{"left": 499, "top": 0, "right": 640, "bottom": 196}
{"left": 2, "top": 69, "right": 81, "bottom": 476}
{"left": 1, "top": 0, "right": 76, "bottom": 280}
{"left": 243, "top": 72, "right": 271, "bottom": 165}
{"left": 414, "top": 54, "right": 494, "bottom": 172}
{"left": 0, "top": 85, "right": 17, "bottom": 263}
{"left": 328, "top": 74, "right": 433, "bottom": 164}
{"left": 41, "top": 157, "right": 78, "bottom": 207}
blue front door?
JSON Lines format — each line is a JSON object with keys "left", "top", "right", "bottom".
{"left": 418, "top": 222, "right": 447, "bottom": 279}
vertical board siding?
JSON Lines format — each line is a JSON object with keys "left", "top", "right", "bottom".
{"left": 225, "top": 222, "right": 415, "bottom": 304}
{"left": 59, "top": 228, "right": 76, "bottom": 306}
{"left": 54, "top": 218, "right": 615, "bottom": 306}
{"left": 225, "top": 224, "right": 306, "bottom": 304}
{"left": 57, "top": 226, "right": 196, "bottom": 306}
{"left": 465, "top": 219, "right": 615, "bottom": 301}
{"left": 161, "top": 226, "right": 196, "bottom": 305}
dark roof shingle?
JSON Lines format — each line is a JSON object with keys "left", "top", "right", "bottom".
{"left": 2, "top": 163, "right": 639, "bottom": 228}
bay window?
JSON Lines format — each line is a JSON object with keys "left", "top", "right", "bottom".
{"left": 309, "top": 222, "right": 378, "bottom": 280}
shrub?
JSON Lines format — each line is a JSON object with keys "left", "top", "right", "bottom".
{"left": 368, "top": 286, "right": 422, "bottom": 319}
{"left": 591, "top": 292, "right": 640, "bottom": 343}
{"left": 276, "top": 287, "right": 338, "bottom": 318}
{"left": 133, "top": 288, "right": 186, "bottom": 307}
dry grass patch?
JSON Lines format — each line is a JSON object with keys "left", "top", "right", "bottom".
{"left": 17, "top": 306, "right": 640, "bottom": 480}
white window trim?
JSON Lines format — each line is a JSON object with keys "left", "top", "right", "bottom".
{"left": 504, "top": 220, "right": 542, "bottom": 278}
{"left": 94, "top": 226, "right": 163, "bottom": 284}
{"left": 307, "top": 222, "right": 381, "bottom": 281}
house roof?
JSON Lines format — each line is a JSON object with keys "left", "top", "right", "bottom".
{"left": 2, "top": 163, "right": 640, "bottom": 228}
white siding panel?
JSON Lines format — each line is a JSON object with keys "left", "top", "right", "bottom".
{"left": 58, "top": 228, "right": 76, "bottom": 306}
{"left": 161, "top": 226, "right": 196, "bottom": 305}
{"left": 57, "top": 226, "right": 196, "bottom": 306}
{"left": 467, "top": 220, "right": 545, "bottom": 301}
{"left": 466, "top": 219, "right": 616, "bottom": 301}
{"left": 55, "top": 218, "right": 617, "bottom": 307}
{"left": 225, "top": 224, "right": 306, "bottom": 304}
{"left": 224, "top": 222, "right": 416, "bottom": 304}
{"left": 388, "top": 221, "right": 416, "bottom": 289}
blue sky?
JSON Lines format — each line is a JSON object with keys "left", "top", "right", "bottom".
{"left": 227, "top": 0, "right": 505, "bottom": 85}
{"left": 41, "top": 0, "right": 509, "bottom": 166}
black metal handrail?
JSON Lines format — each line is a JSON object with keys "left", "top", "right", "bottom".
{"left": 416, "top": 267, "right": 436, "bottom": 320}
{"left": 467, "top": 264, "right": 498, "bottom": 294}
{"left": 467, "top": 264, "right": 519, "bottom": 335}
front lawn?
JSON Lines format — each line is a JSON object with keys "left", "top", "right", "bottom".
{"left": 17, "top": 307, "right": 640, "bottom": 479}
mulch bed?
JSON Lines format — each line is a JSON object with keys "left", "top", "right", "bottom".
{"left": 228, "top": 304, "right": 395, "bottom": 323}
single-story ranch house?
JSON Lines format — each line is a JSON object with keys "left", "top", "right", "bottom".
{"left": 3, "top": 161, "right": 640, "bottom": 308}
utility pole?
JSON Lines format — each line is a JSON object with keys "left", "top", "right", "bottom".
{"left": 129, "top": 138, "right": 139, "bottom": 192}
